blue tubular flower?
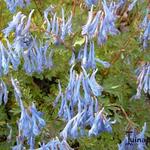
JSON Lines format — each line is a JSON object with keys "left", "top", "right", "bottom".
{"left": 22, "top": 50, "right": 33, "bottom": 75}
{"left": 88, "top": 69, "right": 103, "bottom": 96}
{"left": 22, "top": 9, "right": 34, "bottom": 35}
{"left": 95, "top": 58, "right": 110, "bottom": 68}
{"left": 51, "top": 13, "right": 60, "bottom": 45}
{"left": 87, "top": 41, "right": 96, "bottom": 69}
{"left": 0, "top": 80, "right": 8, "bottom": 105}
{"left": 102, "top": 0, "right": 119, "bottom": 34}
{"left": 66, "top": 65, "right": 76, "bottom": 100}
{"left": 69, "top": 52, "right": 75, "bottom": 65}
{"left": 33, "top": 40, "right": 43, "bottom": 73}
{"left": 0, "top": 42, "right": 10, "bottom": 75}
{"left": 30, "top": 103, "right": 46, "bottom": 136}
{"left": 133, "top": 63, "right": 150, "bottom": 99}
{"left": 44, "top": 6, "right": 54, "bottom": 36}
{"left": 97, "top": 19, "right": 108, "bottom": 45}
{"left": 118, "top": 123, "right": 146, "bottom": 150}
{"left": 2, "top": 80, "right": 8, "bottom": 105}
{"left": 3, "top": 12, "right": 23, "bottom": 37}
{"left": 58, "top": 94, "right": 72, "bottom": 121}
{"left": 85, "top": 0, "right": 98, "bottom": 8}
{"left": 88, "top": 11, "right": 101, "bottom": 39}
{"left": 11, "top": 77, "right": 23, "bottom": 106}
{"left": 142, "top": 22, "right": 150, "bottom": 50}
{"left": 5, "top": 39, "right": 20, "bottom": 71}
{"left": 19, "top": 107, "right": 32, "bottom": 139}
{"left": 72, "top": 73, "right": 82, "bottom": 106}
{"left": 60, "top": 8, "right": 72, "bottom": 41}
{"left": 82, "top": 6, "right": 94, "bottom": 36}
{"left": 82, "top": 37, "right": 88, "bottom": 67}
{"left": 45, "top": 48, "right": 54, "bottom": 69}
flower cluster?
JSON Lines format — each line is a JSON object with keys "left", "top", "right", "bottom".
{"left": 38, "top": 137, "right": 73, "bottom": 150}
{"left": 118, "top": 122, "right": 147, "bottom": 150}
{"left": 54, "top": 65, "right": 114, "bottom": 139}
{"left": 82, "top": 0, "right": 119, "bottom": 45}
{"left": 11, "top": 77, "right": 46, "bottom": 149}
{"left": 1, "top": 10, "right": 54, "bottom": 76}
{"left": 0, "top": 38, "right": 54, "bottom": 75}
{"left": 4, "top": 0, "right": 30, "bottom": 13}
{"left": 44, "top": 7, "right": 72, "bottom": 45}
{"left": 3, "top": 10, "right": 34, "bottom": 54}
{"left": 133, "top": 63, "right": 150, "bottom": 100}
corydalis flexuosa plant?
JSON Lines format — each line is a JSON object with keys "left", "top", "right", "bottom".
{"left": 54, "top": 65, "right": 103, "bottom": 121}
{"left": 1, "top": 10, "right": 54, "bottom": 76}
{"left": 60, "top": 108, "right": 115, "bottom": 139}
{"left": 54, "top": 65, "right": 114, "bottom": 139}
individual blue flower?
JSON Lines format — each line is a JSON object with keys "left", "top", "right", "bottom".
{"left": 87, "top": 41, "right": 96, "bottom": 69}
{"left": 95, "top": 58, "right": 111, "bottom": 68}
{"left": 133, "top": 63, "right": 150, "bottom": 99}
{"left": 30, "top": 103, "right": 46, "bottom": 136}
{"left": 0, "top": 42, "right": 10, "bottom": 75}
{"left": 0, "top": 80, "right": 8, "bottom": 105}
{"left": 11, "top": 77, "right": 22, "bottom": 106}
{"left": 69, "top": 52, "right": 76, "bottom": 65}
